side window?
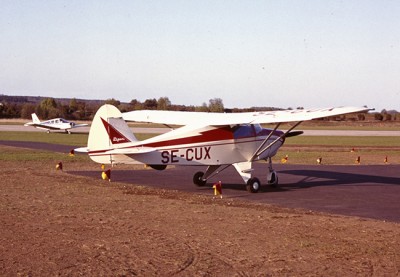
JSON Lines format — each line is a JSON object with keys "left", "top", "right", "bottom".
{"left": 253, "top": 124, "right": 263, "bottom": 135}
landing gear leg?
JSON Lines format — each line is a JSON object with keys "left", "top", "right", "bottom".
{"left": 267, "top": 157, "right": 279, "bottom": 187}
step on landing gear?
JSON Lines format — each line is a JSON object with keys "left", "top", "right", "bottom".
{"left": 267, "top": 157, "right": 279, "bottom": 187}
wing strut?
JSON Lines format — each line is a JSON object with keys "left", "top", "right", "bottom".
{"left": 203, "top": 164, "right": 231, "bottom": 180}
{"left": 250, "top": 123, "right": 281, "bottom": 161}
{"left": 250, "top": 121, "right": 303, "bottom": 162}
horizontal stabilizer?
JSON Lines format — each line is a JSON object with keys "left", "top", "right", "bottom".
{"left": 104, "top": 147, "right": 155, "bottom": 155}
{"left": 75, "top": 147, "right": 89, "bottom": 153}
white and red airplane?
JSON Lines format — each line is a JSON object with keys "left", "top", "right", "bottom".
{"left": 24, "top": 113, "right": 88, "bottom": 134}
{"left": 77, "top": 104, "right": 371, "bottom": 193}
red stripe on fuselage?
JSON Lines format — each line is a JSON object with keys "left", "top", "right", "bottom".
{"left": 140, "top": 126, "right": 234, "bottom": 148}
{"left": 88, "top": 126, "right": 284, "bottom": 155}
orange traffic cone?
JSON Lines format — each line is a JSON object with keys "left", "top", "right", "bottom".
{"left": 384, "top": 156, "right": 388, "bottom": 164}
{"left": 355, "top": 156, "right": 361, "bottom": 164}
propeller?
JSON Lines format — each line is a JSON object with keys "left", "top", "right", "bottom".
{"left": 285, "top": 130, "right": 304, "bottom": 138}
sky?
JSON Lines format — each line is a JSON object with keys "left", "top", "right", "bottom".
{"left": 1, "top": 1, "right": 400, "bottom": 111}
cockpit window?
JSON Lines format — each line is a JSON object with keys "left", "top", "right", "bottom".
{"left": 232, "top": 124, "right": 255, "bottom": 139}
{"left": 253, "top": 124, "right": 263, "bottom": 135}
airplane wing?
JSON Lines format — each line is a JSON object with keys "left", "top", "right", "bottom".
{"left": 69, "top": 123, "right": 89, "bottom": 129}
{"left": 123, "top": 106, "right": 372, "bottom": 126}
{"left": 57, "top": 123, "right": 89, "bottom": 130}
{"left": 23, "top": 123, "right": 60, "bottom": 130}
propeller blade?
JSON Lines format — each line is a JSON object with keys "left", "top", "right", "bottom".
{"left": 285, "top": 130, "right": 304, "bottom": 138}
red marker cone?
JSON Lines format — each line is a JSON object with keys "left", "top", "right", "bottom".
{"left": 102, "top": 169, "right": 111, "bottom": 182}
{"left": 56, "top": 162, "right": 63, "bottom": 171}
{"left": 213, "top": 181, "right": 222, "bottom": 198}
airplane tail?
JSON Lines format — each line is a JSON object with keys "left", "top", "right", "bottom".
{"left": 87, "top": 104, "right": 138, "bottom": 164}
{"left": 31, "top": 113, "right": 40, "bottom": 124}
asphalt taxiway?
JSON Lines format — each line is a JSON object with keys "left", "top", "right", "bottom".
{"left": 72, "top": 163, "right": 400, "bottom": 223}
{"left": 1, "top": 140, "right": 399, "bottom": 223}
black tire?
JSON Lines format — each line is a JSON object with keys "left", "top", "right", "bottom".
{"left": 246, "top": 177, "right": 261, "bottom": 193}
{"left": 193, "top": 171, "right": 206, "bottom": 186}
{"left": 268, "top": 171, "right": 279, "bottom": 187}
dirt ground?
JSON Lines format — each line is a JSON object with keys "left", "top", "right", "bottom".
{"left": 1, "top": 155, "right": 399, "bottom": 277}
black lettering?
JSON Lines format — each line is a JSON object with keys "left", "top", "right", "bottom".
{"left": 186, "top": 148, "right": 194, "bottom": 161}
{"left": 204, "top": 147, "right": 211, "bottom": 159}
{"left": 171, "top": 150, "right": 179, "bottom": 163}
{"left": 195, "top": 147, "right": 202, "bottom": 160}
{"left": 161, "top": 151, "right": 169, "bottom": 164}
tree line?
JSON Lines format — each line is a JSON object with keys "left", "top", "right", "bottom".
{"left": 0, "top": 96, "right": 231, "bottom": 120}
{"left": 0, "top": 95, "right": 397, "bottom": 121}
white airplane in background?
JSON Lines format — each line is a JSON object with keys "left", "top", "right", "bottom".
{"left": 24, "top": 113, "right": 88, "bottom": 134}
{"left": 76, "top": 104, "right": 371, "bottom": 193}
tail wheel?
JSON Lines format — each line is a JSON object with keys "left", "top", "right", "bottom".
{"left": 193, "top": 171, "right": 206, "bottom": 186}
{"left": 267, "top": 171, "right": 279, "bottom": 187}
{"left": 246, "top": 177, "right": 261, "bottom": 193}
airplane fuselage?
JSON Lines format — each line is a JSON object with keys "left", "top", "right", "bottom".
{"left": 89, "top": 124, "right": 285, "bottom": 166}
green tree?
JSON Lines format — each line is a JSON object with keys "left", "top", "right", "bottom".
{"left": 20, "top": 103, "right": 36, "bottom": 119}
{"left": 195, "top": 102, "right": 209, "bottom": 112}
{"left": 69, "top": 98, "right": 78, "bottom": 112}
{"left": 157, "top": 97, "right": 171, "bottom": 110}
{"left": 130, "top": 99, "right": 143, "bottom": 110}
{"left": 208, "top": 98, "right": 224, "bottom": 112}
{"left": 37, "top": 98, "right": 59, "bottom": 118}
{"left": 143, "top": 98, "right": 157, "bottom": 110}
{"left": 105, "top": 98, "right": 121, "bottom": 107}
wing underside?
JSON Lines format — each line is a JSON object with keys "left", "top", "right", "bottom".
{"left": 123, "top": 106, "right": 372, "bottom": 126}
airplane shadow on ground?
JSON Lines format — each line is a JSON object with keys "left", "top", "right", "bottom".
{"left": 197, "top": 166, "right": 400, "bottom": 194}
{"left": 279, "top": 169, "right": 400, "bottom": 188}
{"left": 69, "top": 165, "right": 400, "bottom": 194}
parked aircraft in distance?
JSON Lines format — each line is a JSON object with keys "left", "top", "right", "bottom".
{"left": 76, "top": 104, "right": 371, "bottom": 192}
{"left": 24, "top": 113, "right": 88, "bottom": 134}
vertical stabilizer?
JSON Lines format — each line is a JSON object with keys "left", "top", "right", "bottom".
{"left": 31, "top": 113, "right": 40, "bottom": 124}
{"left": 88, "top": 105, "right": 137, "bottom": 163}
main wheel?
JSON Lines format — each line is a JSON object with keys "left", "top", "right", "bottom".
{"left": 267, "top": 171, "right": 279, "bottom": 187}
{"left": 246, "top": 177, "right": 261, "bottom": 193}
{"left": 193, "top": 171, "right": 206, "bottom": 186}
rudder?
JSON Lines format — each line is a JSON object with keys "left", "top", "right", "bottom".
{"left": 88, "top": 104, "right": 137, "bottom": 163}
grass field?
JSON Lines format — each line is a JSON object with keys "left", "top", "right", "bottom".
{"left": 1, "top": 130, "right": 399, "bottom": 165}
{"left": 0, "top": 131, "right": 154, "bottom": 146}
